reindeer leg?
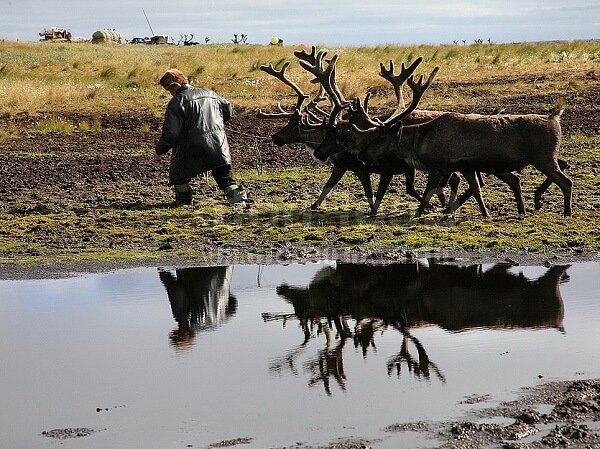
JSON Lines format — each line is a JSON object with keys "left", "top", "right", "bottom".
{"left": 373, "top": 171, "right": 394, "bottom": 215}
{"left": 416, "top": 171, "right": 445, "bottom": 217}
{"left": 354, "top": 168, "right": 376, "bottom": 215}
{"left": 403, "top": 167, "right": 424, "bottom": 203}
{"left": 435, "top": 173, "right": 459, "bottom": 208}
{"left": 534, "top": 158, "right": 568, "bottom": 210}
{"left": 493, "top": 172, "right": 525, "bottom": 218}
{"left": 441, "top": 173, "right": 463, "bottom": 213}
{"left": 447, "top": 173, "right": 461, "bottom": 206}
{"left": 311, "top": 164, "right": 347, "bottom": 210}
{"left": 446, "top": 172, "right": 482, "bottom": 214}
{"left": 536, "top": 162, "right": 573, "bottom": 217}
{"left": 462, "top": 171, "right": 489, "bottom": 217}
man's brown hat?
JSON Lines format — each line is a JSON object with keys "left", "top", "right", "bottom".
{"left": 159, "top": 69, "right": 189, "bottom": 90}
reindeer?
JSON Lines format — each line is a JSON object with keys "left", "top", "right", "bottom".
{"left": 258, "top": 47, "right": 457, "bottom": 215}
{"left": 183, "top": 34, "right": 199, "bottom": 46}
{"left": 232, "top": 33, "right": 248, "bottom": 44}
{"left": 178, "top": 34, "right": 199, "bottom": 46}
{"left": 314, "top": 61, "right": 571, "bottom": 217}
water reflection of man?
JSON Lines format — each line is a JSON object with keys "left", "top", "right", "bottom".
{"left": 158, "top": 266, "right": 237, "bottom": 351}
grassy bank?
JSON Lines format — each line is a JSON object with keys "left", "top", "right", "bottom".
{"left": 0, "top": 40, "right": 599, "bottom": 267}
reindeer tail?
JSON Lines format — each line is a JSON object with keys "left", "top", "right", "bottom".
{"left": 549, "top": 109, "right": 564, "bottom": 120}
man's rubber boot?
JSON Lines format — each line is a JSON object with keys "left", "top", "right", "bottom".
{"left": 174, "top": 189, "right": 193, "bottom": 206}
{"left": 224, "top": 184, "right": 248, "bottom": 207}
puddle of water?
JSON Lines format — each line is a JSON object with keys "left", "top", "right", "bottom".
{"left": 1, "top": 259, "right": 598, "bottom": 448}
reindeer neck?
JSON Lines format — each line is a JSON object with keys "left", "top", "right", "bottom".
{"left": 298, "top": 127, "right": 326, "bottom": 147}
{"left": 393, "top": 125, "right": 422, "bottom": 169}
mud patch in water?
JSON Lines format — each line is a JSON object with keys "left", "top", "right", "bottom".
{"left": 41, "top": 427, "right": 103, "bottom": 439}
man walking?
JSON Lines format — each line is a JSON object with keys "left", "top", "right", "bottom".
{"left": 153, "top": 69, "right": 248, "bottom": 207}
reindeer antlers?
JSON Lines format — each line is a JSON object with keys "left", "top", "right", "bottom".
{"left": 297, "top": 50, "right": 350, "bottom": 125}
{"left": 258, "top": 46, "right": 345, "bottom": 126}
{"left": 379, "top": 57, "right": 423, "bottom": 108}
{"left": 258, "top": 62, "right": 309, "bottom": 118}
{"left": 382, "top": 66, "right": 439, "bottom": 128}
{"left": 293, "top": 45, "right": 318, "bottom": 66}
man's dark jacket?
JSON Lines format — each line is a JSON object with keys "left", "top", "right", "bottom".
{"left": 156, "top": 84, "right": 232, "bottom": 185}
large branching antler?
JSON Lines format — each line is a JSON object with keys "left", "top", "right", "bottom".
{"left": 380, "top": 66, "right": 439, "bottom": 128}
{"left": 350, "top": 64, "right": 440, "bottom": 134}
{"left": 294, "top": 46, "right": 335, "bottom": 124}
{"left": 293, "top": 45, "right": 319, "bottom": 67}
{"left": 297, "top": 50, "right": 349, "bottom": 125}
{"left": 347, "top": 94, "right": 381, "bottom": 129}
{"left": 379, "top": 56, "right": 423, "bottom": 108}
{"left": 257, "top": 61, "right": 309, "bottom": 119}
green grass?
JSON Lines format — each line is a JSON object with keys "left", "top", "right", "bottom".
{"left": 1, "top": 143, "right": 598, "bottom": 267}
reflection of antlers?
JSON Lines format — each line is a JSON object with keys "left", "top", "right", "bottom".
{"left": 379, "top": 57, "right": 423, "bottom": 108}
{"left": 268, "top": 341, "right": 310, "bottom": 376}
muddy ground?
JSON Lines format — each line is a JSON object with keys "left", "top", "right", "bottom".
{"left": 1, "top": 80, "right": 600, "bottom": 275}
{"left": 40, "top": 378, "right": 600, "bottom": 448}
{"left": 381, "top": 378, "right": 600, "bottom": 449}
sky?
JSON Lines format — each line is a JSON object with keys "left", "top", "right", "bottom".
{"left": 0, "top": 0, "right": 598, "bottom": 46}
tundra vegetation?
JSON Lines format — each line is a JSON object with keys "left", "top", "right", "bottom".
{"left": 0, "top": 39, "right": 598, "bottom": 268}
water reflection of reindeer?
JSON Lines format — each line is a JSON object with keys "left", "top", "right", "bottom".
{"left": 158, "top": 266, "right": 237, "bottom": 352}
{"left": 268, "top": 261, "right": 569, "bottom": 394}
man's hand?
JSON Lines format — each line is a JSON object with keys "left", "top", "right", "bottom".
{"left": 152, "top": 152, "right": 162, "bottom": 162}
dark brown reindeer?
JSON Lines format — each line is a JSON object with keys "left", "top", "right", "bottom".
{"left": 258, "top": 48, "right": 456, "bottom": 214}
{"left": 314, "top": 75, "right": 572, "bottom": 217}
{"left": 298, "top": 49, "right": 463, "bottom": 212}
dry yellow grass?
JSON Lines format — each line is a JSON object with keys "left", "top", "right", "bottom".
{"left": 0, "top": 39, "right": 598, "bottom": 114}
